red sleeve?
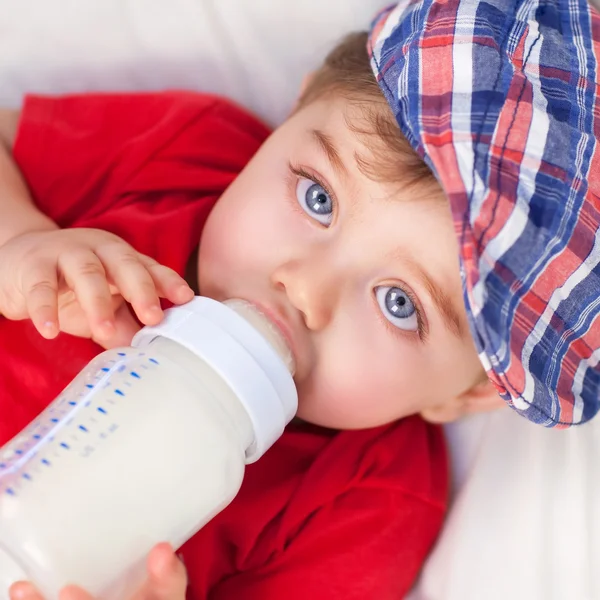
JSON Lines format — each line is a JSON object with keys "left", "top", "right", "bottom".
{"left": 208, "top": 487, "right": 444, "bottom": 600}
{"left": 13, "top": 92, "right": 269, "bottom": 228}
{"left": 12, "top": 92, "right": 269, "bottom": 271}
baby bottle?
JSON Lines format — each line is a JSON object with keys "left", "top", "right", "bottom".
{"left": 0, "top": 297, "right": 297, "bottom": 600}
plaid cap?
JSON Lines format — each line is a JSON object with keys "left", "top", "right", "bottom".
{"left": 369, "top": 0, "right": 600, "bottom": 427}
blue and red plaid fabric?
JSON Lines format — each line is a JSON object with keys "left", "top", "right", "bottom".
{"left": 369, "top": 0, "right": 600, "bottom": 427}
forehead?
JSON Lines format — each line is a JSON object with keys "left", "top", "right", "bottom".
{"left": 290, "top": 96, "right": 383, "bottom": 155}
{"left": 288, "top": 96, "right": 444, "bottom": 201}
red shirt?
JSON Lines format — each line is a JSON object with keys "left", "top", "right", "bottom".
{"left": 1, "top": 92, "right": 448, "bottom": 599}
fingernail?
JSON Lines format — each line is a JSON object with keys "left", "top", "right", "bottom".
{"left": 41, "top": 322, "right": 57, "bottom": 337}
{"left": 98, "top": 321, "right": 115, "bottom": 339}
{"left": 147, "top": 305, "right": 163, "bottom": 320}
{"left": 100, "top": 320, "right": 115, "bottom": 336}
{"left": 179, "top": 285, "right": 194, "bottom": 298}
{"left": 10, "top": 582, "right": 38, "bottom": 599}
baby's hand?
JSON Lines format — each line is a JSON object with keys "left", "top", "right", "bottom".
{"left": 8, "top": 543, "right": 187, "bottom": 600}
{"left": 0, "top": 228, "right": 194, "bottom": 348}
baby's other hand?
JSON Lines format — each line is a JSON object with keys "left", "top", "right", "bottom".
{"left": 8, "top": 543, "right": 187, "bottom": 600}
{"left": 0, "top": 229, "right": 194, "bottom": 348}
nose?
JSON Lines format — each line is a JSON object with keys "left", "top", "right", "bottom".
{"left": 271, "top": 258, "right": 340, "bottom": 331}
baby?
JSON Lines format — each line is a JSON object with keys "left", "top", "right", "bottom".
{"left": 0, "top": 31, "right": 510, "bottom": 600}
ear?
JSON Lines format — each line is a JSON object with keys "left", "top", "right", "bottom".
{"left": 300, "top": 72, "right": 315, "bottom": 95}
{"left": 420, "top": 379, "right": 506, "bottom": 424}
{"left": 290, "top": 72, "right": 316, "bottom": 114}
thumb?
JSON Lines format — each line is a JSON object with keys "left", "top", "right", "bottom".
{"left": 140, "top": 543, "right": 187, "bottom": 600}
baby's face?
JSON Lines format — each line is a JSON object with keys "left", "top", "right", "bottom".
{"left": 198, "top": 97, "right": 484, "bottom": 429}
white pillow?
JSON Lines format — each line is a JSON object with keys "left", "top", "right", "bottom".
{"left": 409, "top": 408, "right": 600, "bottom": 600}
{"left": 0, "top": 0, "right": 391, "bottom": 125}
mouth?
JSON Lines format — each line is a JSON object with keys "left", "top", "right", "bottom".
{"left": 246, "top": 301, "right": 298, "bottom": 374}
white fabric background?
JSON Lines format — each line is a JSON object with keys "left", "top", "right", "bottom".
{"left": 0, "top": 0, "right": 390, "bottom": 126}
{"left": 0, "top": 1, "right": 598, "bottom": 598}
{"left": 410, "top": 409, "right": 600, "bottom": 600}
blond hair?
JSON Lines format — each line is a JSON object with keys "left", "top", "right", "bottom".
{"left": 297, "top": 32, "right": 438, "bottom": 192}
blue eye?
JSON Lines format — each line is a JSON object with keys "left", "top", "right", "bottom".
{"left": 375, "top": 286, "right": 419, "bottom": 332}
{"left": 295, "top": 177, "right": 333, "bottom": 226}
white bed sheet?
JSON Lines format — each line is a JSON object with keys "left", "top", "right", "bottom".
{"left": 411, "top": 409, "right": 600, "bottom": 600}
{"left": 0, "top": 0, "right": 390, "bottom": 126}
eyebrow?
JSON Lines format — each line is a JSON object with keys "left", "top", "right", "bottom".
{"left": 311, "top": 129, "right": 348, "bottom": 179}
{"left": 403, "top": 256, "right": 464, "bottom": 339}
{"left": 310, "top": 128, "right": 462, "bottom": 336}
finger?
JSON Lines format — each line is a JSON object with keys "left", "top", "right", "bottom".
{"left": 137, "top": 255, "right": 194, "bottom": 306}
{"left": 138, "top": 543, "right": 187, "bottom": 600}
{"left": 58, "top": 251, "right": 117, "bottom": 341}
{"left": 57, "top": 290, "right": 93, "bottom": 340}
{"left": 92, "top": 302, "right": 142, "bottom": 350}
{"left": 58, "top": 586, "right": 94, "bottom": 600}
{"left": 97, "top": 245, "right": 164, "bottom": 327}
{"left": 21, "top": 262, "right": 60, "bottom": 339}
{"left": 9, "top": 582, "right": 45, "bottom": 600}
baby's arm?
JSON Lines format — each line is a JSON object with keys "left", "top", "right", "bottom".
{"left": 0, "top": 108, "right": 58, "bottom": 247}
{"left": 0, "top": 107, "right": 193, "bottom": 347}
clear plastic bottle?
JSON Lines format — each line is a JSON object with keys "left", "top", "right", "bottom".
{"left": 0, "top": 297, "right": 297, "bottom": 600}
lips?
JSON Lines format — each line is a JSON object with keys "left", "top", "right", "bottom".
{"left": 248, "top": 302, "right": 298, "bottom": 374}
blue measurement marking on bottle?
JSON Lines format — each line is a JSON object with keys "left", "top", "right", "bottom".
{"left": 1, "top": 352, "right": 160, "bottom": 496}
{"left": 0, "top": 356, "right": 130, "bottom": 479}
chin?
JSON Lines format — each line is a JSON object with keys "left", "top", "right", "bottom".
{"left": 295, "top": 405, "right": 374, "bottom": 431}
{"left": 296, "top": 399, "right": 412, "bottom": 430}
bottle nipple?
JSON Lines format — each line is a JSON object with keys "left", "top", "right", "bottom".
{"left": 223, "top": 300, "right": 295, "bottom": 376}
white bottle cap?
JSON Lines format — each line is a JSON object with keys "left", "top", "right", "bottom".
{"left": 132, "top": 297, "right": 298, "bottom": 463}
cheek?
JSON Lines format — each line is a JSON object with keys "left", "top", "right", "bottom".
{"left": 200, "top": 185, "right": 289, "bottom": 284}
{"left": 297, "top": 325, "right": 431, "bottom": 429}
